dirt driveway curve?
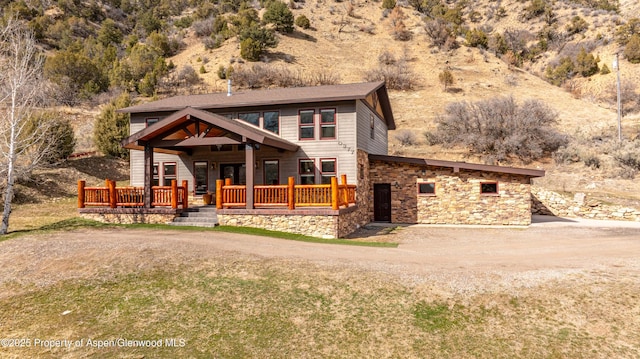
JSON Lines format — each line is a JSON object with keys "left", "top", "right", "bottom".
{"left": 1, "top": 215, "right": 639, "bottom": 294}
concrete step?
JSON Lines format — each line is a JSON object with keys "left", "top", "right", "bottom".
{"left": 173, "top": 216, "right": 217, "bottom": 223}
{"left": 168, "top": 221, "right": 218, "bottom": 228}
{"left": 170, "top": 206, "right": 219, "bottom": 227}
{"left": 179, "top": 212, "right": 218, "bottom": 218}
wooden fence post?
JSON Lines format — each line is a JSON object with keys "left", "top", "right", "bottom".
{"left": 331, "top": 177, "right": 339, "bottom": 210}
{"left": 108, "top": 180, "right": 117, "bottom": 209}
{"left": 171, "top": 180, "right": 178, "bottom": 209}
{"left": 182, "top": 180, "right": 189, "bottom": 209}
{"left": 216, "top": 180, "right": 223, "bottom": 209}
{"left": 78, "top": 180, "right": 85, "bottom": 208}
{"left": 288, "top": 176, "right": 295, "bottom": 210}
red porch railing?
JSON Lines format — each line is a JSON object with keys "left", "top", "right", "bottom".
{"left": 78, "top": 179, "right": 189, "bottom": 209}
{"left": 216, "top": 175, "right": 356, "bottom": 210}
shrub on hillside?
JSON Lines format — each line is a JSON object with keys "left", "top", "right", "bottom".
{"left": 238, "top": 25, "right": 278, "bottom": 61}
{"left": 365, "top": 61, "right": 415, "bottom": 90}
{"left": 295, "top": 15, "right": 311, "bottom": 29}
{"left": 24, "top": 111, "right": 76, "bottom": 164}
{"left": 438, "top": 69, "right": 454, "bottom": 90}
{"left": 394, "top": 130, "right": 419, "bottom": 146}
{"left": 263, "top": 1, "right": 294, "bottom": 33}
{"left": 520, "top": 0, "right": 550, "bottom": 21}
{"left": 382, "top": 0, "right": 396, "bottom": 10}
{"left": 424, "top": 18, "right": 457, "bottom": 50}
{"left": 575, "top": 47, "right": 599, "bottom": 76}
{"left": 465, "top": 28, "right": 488, "bottom": 49}
{"left": 624, "top": 34, "right": 640, "bottom": 64}
{"left": 566, "top": 16, "right": 589, "bottom": 36}
{"left": 615, "top": 18, "right": 640, "bottom": 46}
{"left": 428, "top": 96, "right": 568, "bottom": 163}
{"left": 94, "top": 93, "right": 131, "bottom": 159}
{"left": 44, "top": 50, "right": 108, "bottom": 105}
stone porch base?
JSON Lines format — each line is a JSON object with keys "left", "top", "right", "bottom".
{"left": 78, "top": 208, "right": 183, "bottom": 224}
{"left": 217, "top": 205, "right": 367, "bottom": 239}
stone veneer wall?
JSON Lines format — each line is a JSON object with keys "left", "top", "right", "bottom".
{"left": 532, "top": 187, "right": 640, "bottom": 221}
{"left": 368, "top": 160, "right": 533, "bottom": 225}
{"left": 217, "top": 206, "right": 364, "bottom": 239}
{"left": 79, "top": 211, "right": 178, "bottom": 224}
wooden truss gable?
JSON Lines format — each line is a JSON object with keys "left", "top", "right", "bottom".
{"left": 121, "top": 107, "right": 298, "bottom": 154}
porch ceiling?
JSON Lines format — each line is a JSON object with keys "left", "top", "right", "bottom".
{"left": 121, "top": 107, "right": 299, "bottom": 152}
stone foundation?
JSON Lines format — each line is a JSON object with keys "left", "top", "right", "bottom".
{"left": 532, "top": 187, "right": 640, "bottom": 221}
{"left": 79, "top": 208, "right": 180, "bottom": 224}
{"left": 218, "top": 206, "right": 367, "bottom": 238}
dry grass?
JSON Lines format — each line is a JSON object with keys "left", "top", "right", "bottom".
{"left": 0, "top": 237, "right": 638, "bottom": 358}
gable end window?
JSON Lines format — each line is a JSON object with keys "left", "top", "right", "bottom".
{"left": 146, "top": 118, "right": 159, "bottom": 127}
{"left": 299, "top": 110, "right": 315, "bottom": 140}
{"left": 238, "top": 112, "right": 260, "bottom": 127}
{"left": 370, "top": 114, "right": 375, "bottom": 139}
{"left": 418, "top": 182, "right": 436, "bottom": 195}
{"left": 480, "top": 182, "right": 498, "bottom": 195}
{"left": 263, "top": 111, "right": 279, "bottom": 134}
{"left": 320, "top": 109, "right": 336, "bottom": 139}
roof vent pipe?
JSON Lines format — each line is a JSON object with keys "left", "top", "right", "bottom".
{"left": 227, "top": 79, "right": 232, "bottom": 96}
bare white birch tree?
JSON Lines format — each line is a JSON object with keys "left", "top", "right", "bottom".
{"left": 0, "top": 19, "right": 51, "bottom": 235}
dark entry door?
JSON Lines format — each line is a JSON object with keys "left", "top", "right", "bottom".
{"left": 373, "top": 184, "right": 391, "bottom": 222}
{"left": 220, "top": 163, "right": 246, "bottom": 185}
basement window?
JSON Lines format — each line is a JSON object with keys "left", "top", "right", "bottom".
{"left": 418, "top": 182, "right": 436, "bottom": 195}
{"left": 480, "top": 182, "right": 499, "bottom": 195}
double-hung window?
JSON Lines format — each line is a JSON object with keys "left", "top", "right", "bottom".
{"left": 320, "top": 109, "right": 336, "bottom": 139}
{"left": 320, "top": 159, "right": 336, "bottom": 184}
{"left": 299, "top": 110, "right": 315, "bottom": 140}
{"left": 264, "top": 160, "right": 279, "bottom": 185}
{"left": 299, "top": 159, "right": 315, "bottom": 184}
{"left": 152, "top": 163, "right": 159, "bottom": 186}
{"left": 163, "top": 163, "right": 177, "bottom": 186}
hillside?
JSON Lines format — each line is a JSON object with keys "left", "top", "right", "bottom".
{"left": 4, "top": 0, "right": 640, "bottom": 207}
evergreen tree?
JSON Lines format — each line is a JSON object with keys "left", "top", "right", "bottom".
{"left": 263, "top": 1, "right": 294, "bottom": 33}
{"left": 94, "top": 93, "right": 131, "bottom": 159}
{"left": 575, "top": 48, "right": 599, "bottom": 77}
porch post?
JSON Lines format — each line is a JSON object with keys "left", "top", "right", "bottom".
{"left": 143, "top": 142, "right": 154, "bottom": 208}
{"left": 216, "top": 179, "right": 223, "bottom": 209}
{"left": 78, "top": 180, "right": 85, "bottom": 208}
{"left": 331, "top": 177, "right": 339, "bottom": 210}
{"left": 245, "top": 143, "right": 255, "bottom": 209}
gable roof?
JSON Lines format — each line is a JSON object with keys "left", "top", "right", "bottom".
{"left": 122, "top": 107, "right": 299, "bottom": 152}
{"left": 369, "top": 154, "right": 545, "bottom": 177}
{"left": 119, "top": 81, "right": 395, "bottom": 130}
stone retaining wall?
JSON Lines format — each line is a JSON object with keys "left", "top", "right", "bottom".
{"left": 532, "top": 187, "right": 640, "bottom": 221}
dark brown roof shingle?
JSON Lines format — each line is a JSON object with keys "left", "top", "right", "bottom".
{"left": 119, "top": 81, "right": 395, "bottom": 129}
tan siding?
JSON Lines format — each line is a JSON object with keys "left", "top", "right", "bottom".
{"left": 128, "top": 101, "right": 366, "bottom": 188}
{"left": 356, "top": 101, "right": 388, "bottom": 155}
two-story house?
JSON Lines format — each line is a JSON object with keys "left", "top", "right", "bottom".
{"left": 82, "top": 81, "right": 544, "bottom": 238}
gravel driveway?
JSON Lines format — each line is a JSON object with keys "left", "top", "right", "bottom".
{"left": 1, "top": 215, "right": 639, "bottom": 295}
